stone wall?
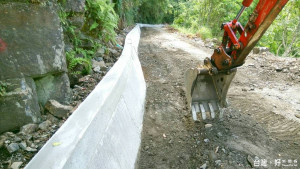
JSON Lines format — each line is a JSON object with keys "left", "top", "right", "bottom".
{"left": 0, "top": 2, "right": 71, "bottom": 133}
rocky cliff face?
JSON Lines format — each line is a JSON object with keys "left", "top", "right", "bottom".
{"left": 0, "top": 2, "right": 71, "bottom": 133}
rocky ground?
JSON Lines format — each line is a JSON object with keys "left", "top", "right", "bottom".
{"left": 136, "top": 26, "right": 299, "bottom": 169}
{"left": 0, "top": 28, "right": 130, "bottom": 169}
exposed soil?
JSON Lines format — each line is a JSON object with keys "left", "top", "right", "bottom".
{"left": 136, "top": 26, "right": 300, "bottom": 169}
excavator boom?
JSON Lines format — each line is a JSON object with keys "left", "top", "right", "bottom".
{"left": 185, "top": 0, "right": 289, "bottom": 121}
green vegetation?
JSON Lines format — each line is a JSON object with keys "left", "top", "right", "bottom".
{"left": 65, "top": 49, "right": 92, "bottom": 75}
{"left": 172, "top": 0, "right": 299, "bottom": 57}
{"left": 258, "top": 0, "right": 299, "bottom": 57}
{"left": 113, "top": 0, "right": 141, "bottom": 27}
{"left": 85, "top": 0, "right": 119, "bottom": 42}
{"left": 0, "top": 82, "right": 8, "bottom": 97}
{"left": 57, "top": 0, "right": 299, "bottom": 76}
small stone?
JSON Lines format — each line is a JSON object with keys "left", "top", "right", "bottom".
{"left": 78, "top": 75, "right": 90, "bottom": 83}
{"left": 19, "top": 142, "right": 27, "bottom": 150}
{"left": 212, "top": 38, "right": 219, "bottom": 44}
{"left": 95, "top": 57, "right": 104, "bottom": 62}
{"left": 295, "top": 114, "right": 300, "bottom": 118}
{"left": 39, "top": 120, "right": 52, "bottom": 131}
{"left": 253, "top": 47, "right": 269, "bottom": 54}
{"left": 6, "top": 143, "right": 19, "bottom": 153}
{"left": 5, "top": 132, "right": 16, "bottom": 138}
{"left": 93, "top": 66, "right": 101, "bottom": 73}
{"left": 10, "top": 162, "right": 23, "bottom": 169}
{"left": 25, "top": 135, "right": 33, "bottom": 141}
{"left": 205, "top": 124, "right": 212, "bottom": 128}
{"left": 74, "top": 85, "right": 83, "bottom": 89}
{"left": 204, "top": 139, "right": 209, "bottom": 143}
{"left": 26, "top": 147, "right": 37, "bottom": 152}
{"left": 20, "top": 123, "right": 38, "bottom": 134}
{"left": 199, "top": 163, "right": 207, "bottom": 169}
{"left": 0, "top": 135, "right": 6, "bottom": 148}
{"left": 209, "top": 151, "right": 217, "bottom": 161}
{"left": 47, "top": 114, "right": 59, "bottom": 123}
{"left": 96, "top": 48, "right": 105, "bottom": 55}
{"left": 45, "top": 100, "right": 73, "bottom": 118}
{"left": 217, "top": 132, "right": 223, "bottom": 138}
{"left": 108, "top": 48, "right": 118, "bottom": 56}
{"left": 247, "top": 155, "right": 255, "bottom": 168}
{"left": 34, "top": 139, "right": 41, "bottom": 144}
{"left": 30, "top": 143, "right": 37, "bottom": 148}
{"left": 215, "top": 160, "right": 222, "bottom": 165}
{"left": 145, "top": 146, "right": 149, "bottom": 151}
{"left": 282, "top": 69, "right": 289, "bottom": 73}
{"left": 14, "top": 137, "right": 22, "bottom": 142}
{"left": 92, "top": 60, "right": 106, "bottom": 69}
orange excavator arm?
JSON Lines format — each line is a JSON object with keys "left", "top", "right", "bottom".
{"left": 212, "top": 0, "right": 289, "bottom": 71}
{"left": 185, "top": 0, "right": 289, "bottom": 121}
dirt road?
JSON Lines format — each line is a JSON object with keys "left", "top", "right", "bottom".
{"left": 136, "top": 27, "right": 300, "bottom": 169}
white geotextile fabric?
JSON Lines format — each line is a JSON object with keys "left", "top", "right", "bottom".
{"left": 25, "top": 24, "right": 147, "bottom": 169}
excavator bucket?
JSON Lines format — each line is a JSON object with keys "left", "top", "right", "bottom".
{"left": 184, "top": 65, "right": 236, "bottom": 121}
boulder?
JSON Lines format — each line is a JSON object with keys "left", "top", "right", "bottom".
{"left": 0, "top": 3, "right": 71, "bottom": 133}
{"left": 0, "top": 78, "right": 40, "bottom": 134}
{"left": 45, "top": 100, "right": 73, "bottom": 118}
{"left": 35, "top": 73, "right": 71, "bottom": 106}
{"left": 69, "top": 15, "right": 85, "bottom": 29}
{"left": 0, "top": 3, "right": 67, "bottom": 80}
{"left": 63, "top": 0, "right": 86, "bottom": 13}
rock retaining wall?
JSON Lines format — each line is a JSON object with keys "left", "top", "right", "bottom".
{"left": 0, "top": 3, "right": 71, "bottom": 133}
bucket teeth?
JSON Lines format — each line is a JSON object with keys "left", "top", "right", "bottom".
{"left": 208, "top": 103, "right": 215, "bottom": 119}
{"left": 191, "top": 104, "right": 197, "bottom": 121}
{"left": 192, "top": 101, "right": 220, "bottom": 121}
{"left": 199, "top": 104, "right": 206, "bottom": 120}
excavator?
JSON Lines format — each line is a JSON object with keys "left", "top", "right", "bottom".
{"left": 185, "top": 0, "right": 289, "bottom": 121}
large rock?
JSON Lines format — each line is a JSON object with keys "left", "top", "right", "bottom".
{"left": 0, "top": 3, "right": 67, "bottom": 79}
{"left": 0, "top": 78, "right": 40, "bottom": 133}
{"left": 63, "top": 0, "right": 86, "bottom": 13}
{"left": 45, "top": 100, "right": 73, "bottom": 118}
{"left": 0, "top": 3, "right": 71, "bottom": 134}
{"left": 35, "top": 73, "right": 71, "bottom": 106}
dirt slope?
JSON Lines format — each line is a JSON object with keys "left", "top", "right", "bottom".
{"left": 136, "top": 27, "right": 300, "bottom": 169}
